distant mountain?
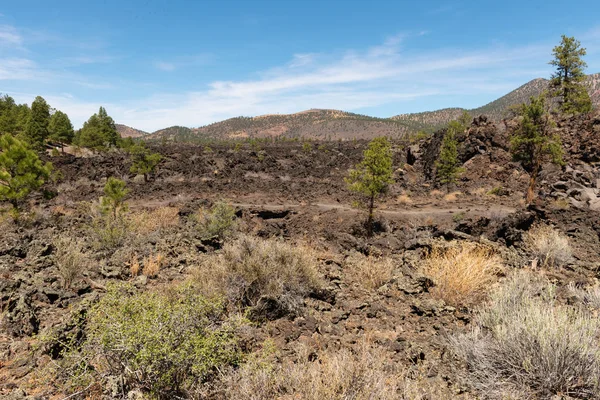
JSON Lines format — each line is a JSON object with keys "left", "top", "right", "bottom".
{"left": 145, "top": 109, "right": 421, "bottom": 141}
{"left": 392, "top": 73, "right": 600, "bottom": 130}
{"left": 115, "top": 124, "right": 148, "bottom": 138}
{"left": 119, "top": 73, "right": 600, "bottom": 142}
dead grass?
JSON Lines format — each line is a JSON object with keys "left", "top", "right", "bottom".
{"left": 451, "top": 272, "right": 600, "bottom": 399}
{"left": 344, "top": 252, "right": 395, "bottom": 289}
{"left": 130, "top": 253, "right": 141, "bottom": 277}
{"left": 422, "top": 241, "right": 502, "bottom": 306}
{"left": 54, "top": 235, "right": 90, "bottom": 289}
{"left": 469, "top": 187, "right": 488, "bottom": 196}
{"left": 192, "top": 234, "right": 321, "bottom": 316}
{"left": 523, "top": 223, "right": 572, "bottom": 268}
{"left": 567, "top": 283, "right": 600, "bottom": 309}
{"left": 397, "top": 193, "right": 413, "bottom": 204}
{"left": 129, "top": 207, "right": 180, "bottom": 235}
{"left": 142, "top": 253, "right": 165, "bottom": 278}
{"left": 429, "top": 189, "right": 444, "bottom": 198}
{"left": 443, "top": 191, "right": 461, "bottom": 202}
{"left": 549, "top": 198, "right": 570, "bottom": 210}
{"left": 214, "top": 342, "right": 451, "bottom": 400}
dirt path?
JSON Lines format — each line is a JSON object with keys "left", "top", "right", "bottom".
{"left": 232, "top": 201, "right": 516, "bottom": 219}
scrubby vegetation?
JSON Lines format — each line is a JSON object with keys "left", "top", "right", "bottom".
{"left": 523, "top": 223, "right": 573, "bottom": 267}
{"left": 452, "top": 272, "right": 600, "bottom": 399}
{"left": 423, "top": 241, "right": 502, "bottom": 306}
{"left": 193, "top": 235, "right": 321, "bottom": 318}
{"left": 194, "top": 201, "right": 238, "bottom": 240}
{"left": 65, "top": 283, "right": 246, "bottom": 397}
{"left": 2, "top": 34, "right": 600, "bottom": 400}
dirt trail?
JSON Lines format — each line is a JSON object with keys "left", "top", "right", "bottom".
{"left": 232, "top": 201, "right": 516, "bottom": 218}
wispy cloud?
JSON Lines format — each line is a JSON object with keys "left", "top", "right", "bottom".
{"left": 0, "top": 24, "right": 23, "bottom": 47}
{"left": 153, "top": 54, "right": 214, "bottom": 72}
{"left": 4, "top": 21, "right": 600, "bottom": 132}
{"left": 103, "top": 36, "right": 557, "bottom": 131}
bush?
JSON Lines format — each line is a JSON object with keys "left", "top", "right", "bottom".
{"left": 195, "top": 201, "right": 237, "bottom": 240}
{"left": 344, "top": 252, "right": 395, "bottom": 289}
{"left": 129, "top": 206, "right": 180, "bottom": 235}
{"left": 568, "top": 283, "right": 600, "bottom": 309}
{"left": 451, "top": 272, "right": 600, "bottom": 399}
{"left": 193, "top": 234, "right": 321, "bottom": 317}
{"left": 523, "top": 223, "right": 572, "bottom": 267}
{"left": 215, "top": 343, "right": 449, "bottom": 400}
{"left": 90, "top": 205, "right": 130, "bottom": 251}
{"left": 78, "top": 283, "right": 245, "bottom": 397}
{"left": 422, "top": 241, "right": 502, "bottom": 306}
{"left": 53, "top": 235, "right": 89, "bottom": 289}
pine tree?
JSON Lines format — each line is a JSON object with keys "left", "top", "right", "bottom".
{"left": 129, "top": 142, "right": 162, "bottom": 182}
{"left": 25, "top": 96, "right": 51, "bottom": 149}
{"left": 77, "top": 107, "right": 120, "bottom": 150}
{"left": 436, "top": 121, "right": 464, "bottom": 191}
{"left": 0, "top": 134, "right": 52, "bottom": 211}
{"left": 549, "top": 35, "right": 592, "bottom": 114}
{"left": 48, "top": 111, "right": 74, "bottom": 152}
{"left": 510, "top": 94, "right": 563, "bottom": 203}
{"left": 101, "top": 177, "right": 129, "bottom": 218}
{"left": 345, "top": 137, "right": 394, "bottom": 235}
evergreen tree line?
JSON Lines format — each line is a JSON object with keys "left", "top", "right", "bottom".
{"left": 0, "top": 94, "right": 123, "bottom": 151}
{"left": 1, "top": 95, "right": 162, "bottom": 216}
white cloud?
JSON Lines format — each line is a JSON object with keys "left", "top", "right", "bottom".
{"left": 155, "top": 61, "right": 177, "bottom": 71}
{"left": 153, "top": 54, "right": 214, "bottom": 72}
{"left": 0, "top": 24, "right": 23, "bottom": 46}
{"left": 42, "top": 37, "right": 554, "bottom": 131}
{"left": 4, "top": 25, "right": 600, "bottom": 132}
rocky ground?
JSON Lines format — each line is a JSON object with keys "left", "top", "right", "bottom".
{"left": 2, "top": 111, "right": 600, "bottom": 399}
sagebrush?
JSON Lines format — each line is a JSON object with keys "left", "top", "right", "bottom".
{"left": 451, "top": 272, "right": 600, "bottom": 399}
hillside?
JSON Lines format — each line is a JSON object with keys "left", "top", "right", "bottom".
{"left": 121, "top": 74, "right": 600, "bottom": 142}
{"left": 392, "top": 73, "right": 600, "bottom": 130}
{"left": 145, "top": 109, "right": 421, "bottom": 141}
{"left": 115, "top": 124, "right": 148, "bottom": 138}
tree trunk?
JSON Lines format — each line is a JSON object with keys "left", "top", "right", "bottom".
{"left": 367, "top": 193, "right": 375, "bottom": 237}
{"left": 143, "top": 173, "right": 148, "bottom": 183}
{"left": 526, "top": 160, "right": 541, "bottom": 204}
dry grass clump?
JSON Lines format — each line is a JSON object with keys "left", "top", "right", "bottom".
{"left": 422, "top": 241, "right": 502, "bottom": 306}
{"left": 54, "top": 235, "right": 90, "bottom": 289}
{"left": 216, "top": 343, "right": 445, "bottom": 400}
{"left": 129, "top": 207, "right": 179, "bottom": 235}
{"left": 429, "top": 189, "right": 444, "bottom": 198}
{"left": 549, "top": 198, "right": 570, "bottom": 210}
{"left": 397, "top": 193, "right": 413, "bottom": 204}
{"left": 443, "top": 191, "right": 461, "bottom": 202}
{"left": 344, "top": 252, "right": 395, "bottom": 289}
{"left": 130, "top": 253, "right": 141, "bottom": 277}
{"left": 568, "top": 283, "right": 600, "bottom": 309}
{"left": 130, "top": 253, "right": 165, "bottom": 278}
{"left": 451, "top": 272, "right": 600, "bottom": 399}
{"left": 470, "top": 187, "right": 488, "bottom": 196}
{"left": 523, "top": 223, "right": 573, "bottom": 268}
{"left": 193, "top": 234, "right": 321, "bottom": 316}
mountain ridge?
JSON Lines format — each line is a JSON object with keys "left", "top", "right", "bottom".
{"left": 116, "top": 73, "right": 600, "bottom": 141}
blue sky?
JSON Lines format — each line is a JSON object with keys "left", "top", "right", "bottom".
{"left": 1, "top": 0, "right": 599, "bottom": 131}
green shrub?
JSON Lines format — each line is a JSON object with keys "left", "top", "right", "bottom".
{"left": 451, "top": 272, "right": 600, "bottom": 399}
{"left": 80, "top": 283, "right": 245, "bottom": 397}
{"left": 196, "top": 201, "right": 237, "bottom": 240}
{"left": 452, "top": 211, "right": 466, "bottom": 223}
